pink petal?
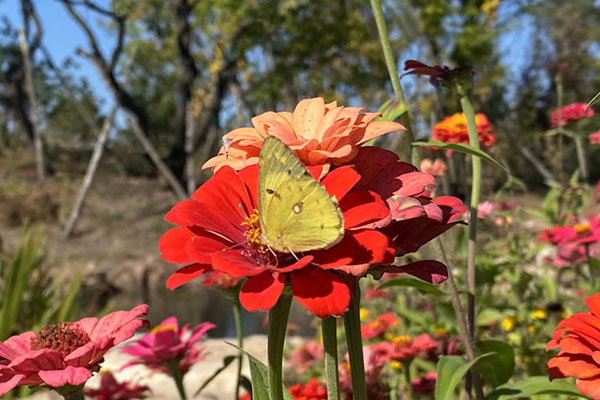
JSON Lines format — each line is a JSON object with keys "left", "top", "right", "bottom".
{"left": 0, "top": 372, "right": 26, "bottom": 396}
{"left": 83, "top": 304, "right": 149, "bottom": 343}
{"left": 38, "top": 366, "right": 92, "bottom": 387}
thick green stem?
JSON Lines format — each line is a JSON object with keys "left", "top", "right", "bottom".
{"left": 168, "top": 364, "right": 188, "bottom": 400}
{"left": 233, "top": 299, "right": 244, "bottom": 400}
{"left": 268, "top": 294, "right": 293, "bottom": 400}
{"left": 321, "top": 317, "right": 341, "bottom": 400}
{"left": 369, "top": 0, "right": 419, "bottom": 165}
{"left": 62, "top": 390, "right": 84, "bottom": 400}
{"left": 459, "top": 94, "right": 484, "bottom": 400}
{"left": 574, "top": 135, "right": 589, "bottom": 182}
{"left": 343, "top": 285, "right": 368, "bottom": 400}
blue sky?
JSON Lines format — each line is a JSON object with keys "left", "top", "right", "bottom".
{"left": 3, "top": 0, "right": 113, "bottom": 107}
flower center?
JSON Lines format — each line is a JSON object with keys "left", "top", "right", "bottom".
{"left": 575, "top": 223, "right": 591, "bottom": 233}
{"left": 31, "top": 322, "right": 91, "bottom": 357}
{"left": 241, "top": 210, "right": 267, "bottom": 254}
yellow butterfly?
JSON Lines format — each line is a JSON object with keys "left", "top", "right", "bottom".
{"left": 258, "top": 137, "right": 344, "bottom": 253}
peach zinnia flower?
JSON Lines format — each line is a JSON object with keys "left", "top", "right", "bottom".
{"left": 203, "top": 97, "right": 405, "bottom": 171}
{"left": 432, "top": 112, "right": 495, "bottom": 148}
{"left": 420, "top": 158, "right": 447, "bottom": 176}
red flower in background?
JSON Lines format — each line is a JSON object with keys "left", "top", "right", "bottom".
{"left": 547, "top": 293, "right": 600, "bottom": 399}
{"left": 551, "top": 102, "right": 594, "bottom": 128}
{"left": 432, "top": 113, "right": 496, "bottom": 148}
{"left": 121, "top": 317, "right": 215, "bottom": 375}
{"left": 85, "top": 370, "right": 150, "bottom": 400}
{"left": 403, "top": 60, "right": 450, "bottom": 87}
{"left": 0, "top": 305, "right": 149, "bottom": 395}
{"left": 361, "top": 312, "right": 398, "bottom": 340}
{"left": 540, "top": 216, "right": 600, "bottom": 268}
{"left": 288, "top": 379, "right": 328, "bottom": 400}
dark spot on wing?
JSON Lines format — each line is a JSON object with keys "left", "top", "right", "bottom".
{"left": 292, "top": 202, "right": 303, "bottom": 214}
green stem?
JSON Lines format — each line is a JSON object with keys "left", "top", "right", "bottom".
{"left": 62, "top": 390, "right": 84, "bottom": 400}
{"left": 171, "top": 368, "right": 188, "bottom": 400}
{"left": 343, "top": 285, "right": 368, "bottom": 400}
{"left": 233, "top": 299, "right": 244, "bottom": 400}
{"left": 404, "top": 363, "right": 412, "bottom": 400}
{"left": 321, "top": 317, "right": 341, "bottom": 400}
{"left": 574, "top": 135, "right": 588, "bottom": 182}
{"left": 369, "top": 0, "right": 419, "bottom": 165}
{"left": 459, "top": 94, "right": 484, "bottom": 400}
{"left": 268, "top": 294, "right": 293, "bottom": 400}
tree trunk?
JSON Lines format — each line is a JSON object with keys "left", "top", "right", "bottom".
{"left": 62, "top": 105, "right": 118, "bottom": 239}
{"left": 18, "top": 28, "right": 45, "bottom": 180}
{"left": 185, "top": 101, "right": 196, "bottom": 194}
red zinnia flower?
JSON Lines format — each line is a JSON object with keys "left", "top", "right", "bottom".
{"left": 547, "top": 293, "right": 600, "bottom": 399}
{"left": 551, "top": 102, "right": 594, "bottom": 128}
{"left": 85, "top": 370, "right": 150, "bottom": 400}
{"left": 121, "top": 317, "right": 215, "bottom": 375}
{"left": 361, "top": 312, "right": 398, "bottom": 340}
{"left": 432, "top": 113, "right": 496, "bottom": 148}
{"left": 288, "top": 378, "right": 328, "bottom": 400}
{"left": 0, "top": 305, "right": 149, "bottom": 395}
{"left": 412, "top": 372, "right": 437, "bottom": 394}
{"left": 160, "top": 163, "right": 393, "bottom": 318}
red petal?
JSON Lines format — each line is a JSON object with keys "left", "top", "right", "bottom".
{"left": 272, "top": 255, "right": 314, "bottom": 273}
{"left": 313, "top": 229, "right": 394, "bottom": 270}
{"left": 239, "top": 271, "right": 285, "bottom": 311}
{"left": 321, "top": 166, "right": 360, "bottom": 201}
{"left": 394, "top": 171, "right": 436, "bottom": 198}
{"left": 212, "top": 250, "right": 266, "bottom": 277}
{"left": 433, "top": 196, "right": 468, "bottom": 223}
{"left": 166, "top": 263, "right": 212, "bottom": 290}
{"left": 184, "top": 229, "right": 230, "bottom": 263}
{"left": 291, "top": 268, "right": 350, "bottom": 317}
{"left": 587, "top": 293, "right": 600, "bottom": 317}
{"left": 159, "top": 227, "right": 195, "bottom": 264}
{"left": 238, "top": 165, "right": 259, "bottom": 209}
{"left": 576, "top": 377, "right": 600, "bottom": 399}
{"left": 340, "top": 191, "right": 390, "bottom": 229}
{"left": 376, "top": 260, "right": 448, "bottom": 284}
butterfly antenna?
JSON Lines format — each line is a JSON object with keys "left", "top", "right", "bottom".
{"left": 266, "top": 245, "right": 279, "bottom": 267}
{"left": 288, "top": 248, "right": 300, "bottom": 261}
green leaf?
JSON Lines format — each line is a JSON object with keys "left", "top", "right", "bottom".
{"left": 378, "top": 277, "right": 447, "bottom": 296}
{"left": 486, "top": 376, "right": 588, "bottom": 399}
{"left": 587, "top": 90, "right": 600, "bottom": 109}
{"left": 435, "top": 353, "right": 495, "bottom": 400}
{"left": 476, "top": 308, "right": 504, "bottom": 327}
{"left": 477, "top": 340, "right": 515, "bottom": 388}
{"left": 413, "top": 140, "right": 508, "bottom": 173}
{"left": 194, "top": 355, "right": 236, "bottom": 396}
{"left": 226, "top": 343, "right": 293, "bottom": 400}
{"left": 376, "top": 99, "right": 409, "bottom": 122}
{"left": 247, "top": 352, "right": 270, "bottom": 400}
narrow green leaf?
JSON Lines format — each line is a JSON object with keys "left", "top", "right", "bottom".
{"left": 376, "top": 99, "right": 410, "bottom": 122}
{"left": 486, "top": 376, "right": 587, "bottom": 400}
{"left": 477, "top": 340, "right": 515, "bottom": 388}
{"left": 378, "top": 277, "right": 447, "bottom": 296}
{"left": 435, "top": 353, "right": 495, "bottom": 400}
{"left": 195, "top": 356, "right": 236, "bottom": 396}
{"left": 587, "top": 90, "right": 600, "bottom": 109}
{"left": 413, "top": 140, "right": 508, "bottom": 172}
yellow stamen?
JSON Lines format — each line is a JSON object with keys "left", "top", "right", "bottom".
{"left": 242, "top": 210, "right": 266, "bottom": 253}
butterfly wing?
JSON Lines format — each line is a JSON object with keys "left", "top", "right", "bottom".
{"left": 258, "top": 137, "right": 344, "bottom": 253}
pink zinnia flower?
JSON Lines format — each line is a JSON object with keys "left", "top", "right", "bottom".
{"left": 288, "top": 341, "right": 323, "bottom": 374}
{"left": 85, "top": 370, "right": 150, "bottom": 400}
{"left": 420, "top": 158, "right": 447, "bottom": 176}
{"left": 0, "top": 305, "right": 149, "bottom": 396}
{"left": 551, "top": 102, "right": 594, "bottom": 128}
{"left": 412, "top": 372, "right": 437, "bottom": 393}
{"left": 202, "top": 97, "right": 405, "bottom": 171}
{"left": 121, "top": 317, "right": 215, "bottom": 375}
{"left": 590, "top": 130, "right": 600, "bottom": 144}
{"left": 478, "top": 201, "right": 496, "bottom": 219}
